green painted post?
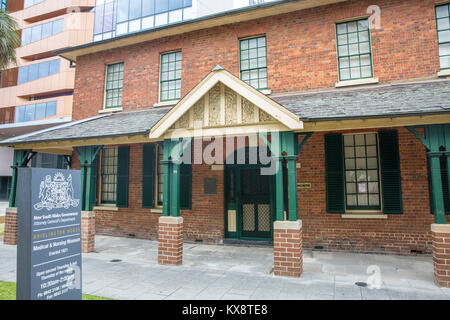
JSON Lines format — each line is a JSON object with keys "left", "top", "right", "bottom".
{"left": 429, "top": 153, "right": 446, "bottom": 224}
{"left": 287, "top": 157, "right": 298, "bottom": 221}
{"left": 9, "top": 150, "right": 33, "bottom": 208}
{"left": 274, "top": 157, "right": 284, "bottom": 221}
{"left": 162, "top": 140, "right": 172, "bottom": 217}
{"left": 171, "top": 163, "right": 181, "bottom": 217}
{"left": 272, "top": 132, "right": 285, "bottom": 221}
{"left": 80, "top": 165, "right": 86, "bottom": 211}
{"left": 74, "top": 146, "right": 102, "bottom": 212}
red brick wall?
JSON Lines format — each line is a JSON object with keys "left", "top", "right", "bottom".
{"left": 73, "top": 0, "right": 442, "bottom": 121}
{"left": 297, "top": 127, "right": 450, "bottom": 255}
{"left": 91, "top": 143, "right": 225, "bottom": 244}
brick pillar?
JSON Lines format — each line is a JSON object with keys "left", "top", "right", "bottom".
{"left": 3, "top": 208, "right": 18, "bottom": 245}
{"left": 158, "top": 216, "right": 183, "bottom": 265}
{"left": 431, "top": 224, "right": 450, "bottom": 288}
{"left": 81, "top": 211, "right": 95, "bottom": 253}
{"left": 274, "top": 220, "right": 303, "bottom": 277}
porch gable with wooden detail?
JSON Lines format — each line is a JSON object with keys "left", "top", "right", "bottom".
{"left": 149, "top": 66, "right": 303, "bottom": 140}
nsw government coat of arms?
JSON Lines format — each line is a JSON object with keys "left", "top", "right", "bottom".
{"left": 34, "top": 172, "right": 80, "bottom": 211}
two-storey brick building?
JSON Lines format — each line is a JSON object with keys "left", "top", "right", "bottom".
{"left": 2, "top": 0, "right": 450, "bottom": 285}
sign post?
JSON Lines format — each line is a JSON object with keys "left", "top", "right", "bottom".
{"left": 16, "top": 168, "right": 82, "bottom": 300}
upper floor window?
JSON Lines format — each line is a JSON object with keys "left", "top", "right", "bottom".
{"left": 24, "top": 0, "right": 44, "bottom": 9}
{"left": 18, "top": 59, "right": 60, "bottom": 85}
{"left": 104, "top": 62, "right": 124, "bottom": 109}
{"left": 160, "top": 51, "right": 182, "bottom": 102}
{"left": 21, "top": 19, "right": 64, "bottom": 46}
{"left": 437, "top": 4, "right": 450, "bottom": 70}
{"left": 1, "top": 0, "right": 7, "bottom": 10}
{"left": 336, "top": 19, "right": 373, "bottom": 81}
{"left": 15, "top": 101, "right": 57, "bottom": 123}
{"left": 239, "top": 36, "right": 268, "bottom": 90}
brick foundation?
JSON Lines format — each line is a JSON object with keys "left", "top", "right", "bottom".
{"left": 274, "top": 220, "right": 303, "bottom": 278}
{"left": 3, "top": 208, "right": 17, "bottom": 245}
{"left": 431, "top": 224, "right": 450, "bottom": 288}
{"left": 82, "top": 211, "right": 96, "bottom": 253}
{"left": 158, "top": 216, "right": 183, "bottom": 265}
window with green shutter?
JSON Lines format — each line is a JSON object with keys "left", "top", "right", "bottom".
{"left": 336, "top": 19, "right": 373, "bottom": 81}
{"left": 116, "top": 146, "right": 130, "bottom": 207}
{"left": 180, "top": 163, "right": 191, "bottom": 210}
{"left": 325, "top": 131, "right": 402, "bottom": 214}
{"left": 160, "top": 51, "right": 182, "bottom": 102}
{"left": 142, "top": 144, "right": 156, "bottom": 208}
{"left": 343, "top": 133, "right": 381, "bottom": 210}
{"left": 239, "top": 36, "right": 268, "bottom": 90}
{"left": 100, "top": 147, "right": 118, "bottom": 204}
{"left": 105, "top": 63, "right": 124, "bottom": 109}
{"left": 325, "top": 133, "right": 345, "bottom": 213}
{"left": 436, "top": 4, "right": 450, "bottom": 70}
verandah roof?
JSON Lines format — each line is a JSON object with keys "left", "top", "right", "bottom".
{"left": 1, "top": 79, "right": 450, "bottom": 148}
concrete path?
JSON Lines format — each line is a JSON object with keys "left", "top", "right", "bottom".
{"left": 0, "top": 235, "right": 449, "bottom": 300}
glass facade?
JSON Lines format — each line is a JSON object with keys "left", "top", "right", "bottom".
{"left": 15, "top": 101, "right": 57, "bottom": 123}
{"left": 344, "top": 133, "right": 381, "bottom": 210}
{"left": 1, "top": 0, "right": 7, "bottom": 11}
{"left": 105, "top": 62, "right": 124, "bottom": 109}
{"left": 336, "top": 19, "right": 373, "bottom": 81}
{"left": 160, "top": 51, "right": 181, "bottom": 101}
{"left": 24, "top": 0, "right": 44, "bottom": 9}
{"left": 437, "top": 4, "right": 450, "bottom": 70}
{"left": 101, "top": 147, "right": 118, "bottom": 204}
{"left": 18, "top": 59, "right": 60, "bottom": 85}
{"left": 21, "top": 19, "right": 64, "bottom": 46}
{"left": 93, "top": 0, "right": 193, "bottom": 41}
{"left": 240, "top": 36, "right": 268, "bottom": 90}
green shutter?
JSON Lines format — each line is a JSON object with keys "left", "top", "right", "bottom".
{"left": 379, "top": 130, "right": 403, "bottom": 214}
{"left": 180, "top": 163, "right": 191, "bottom": 210}
{"left": 142, "top": 144, "right": 156, "bottom": 208}
{"left": 116, "top": 146, "right": 130, "bottom": 208}
{"left": 89, "top": 157, "right": 98, "bottom": 210}
{"left": 325, "top": 133, "right": 345, "bottom": 213}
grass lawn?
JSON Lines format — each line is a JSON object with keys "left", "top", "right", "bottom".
{"left": 0, "top": 281, "right": 112, "bottom": 300}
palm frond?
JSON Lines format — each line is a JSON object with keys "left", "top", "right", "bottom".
{"left": 0, "top": 10, "right": 20, "bottom": 70}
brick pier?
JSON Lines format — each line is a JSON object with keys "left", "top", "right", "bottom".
{"left": 431, "top": 224, "right": 450, "bottom": 288}
{"left": 273, "top": 220, "right": 303, "bottom": 278}
{"left": 158, "top": 216, "right": 184, "bottom": 265}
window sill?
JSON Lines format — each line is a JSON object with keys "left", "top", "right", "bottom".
{"left": 151, "top": 208, "right": 163, "bottom": 214}
{"left": 260, "top": 89, "right": 272, "bottom": 95}
{"left": 341, "top": 213, "right": 387, "bottom": 219}
{"left": 437, "top": 69, "right": 450, "bottom": 77}
{"left": 93, "top": 206, "right": 119, "bottom": 211}
{"left": 154, "top": 100, "right": 179, "bottom": 107}
{"left": 335, "top": 78, "right": 379, "bottom": 88}
{"left": 99, "top": 107, "right": 123, "bottom": 114}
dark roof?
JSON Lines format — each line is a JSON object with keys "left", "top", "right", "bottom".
{"left": 1, "top": 80, "right": 449, "bottom": 146}
{"left": 273, "top": 80, "right": 450, "bottom": 121}
{"left": 0, "top": 107, "right": 170, "bottom": 145}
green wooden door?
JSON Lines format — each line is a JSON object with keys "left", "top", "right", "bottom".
{"left": 240, "top": 168, "right": 273, "bottom": 240}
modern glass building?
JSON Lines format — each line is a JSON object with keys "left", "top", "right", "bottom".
{"left": 93, "top": 0, "right": 277, "bottom": 41}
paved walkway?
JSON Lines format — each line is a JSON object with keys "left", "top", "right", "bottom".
{"left": 1, "top": 235, "right": 450, "bottom": 300}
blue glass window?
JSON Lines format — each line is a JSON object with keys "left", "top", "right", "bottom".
{"left": 1, "top": 0, "right": 7, "bottom": 11}
{"left": 15, "top": 101, "right": 58, "bottom": 123}
{"left": 143, "top": 0, "right": 155, "bottom": 16}
{"left": 169, "top": 0, "right": 183, "bottom": 11}
{"left": 17, "top": 59, "right": 60, "bottom": 85}
{"left": 21, "top": 19, "right": 64, "bottom": 46}
{"left": 155, "top": 0, "right": 169, "bottom": 14}
{"left": 129, "top": 0, "right": 142, "bottom": 20}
